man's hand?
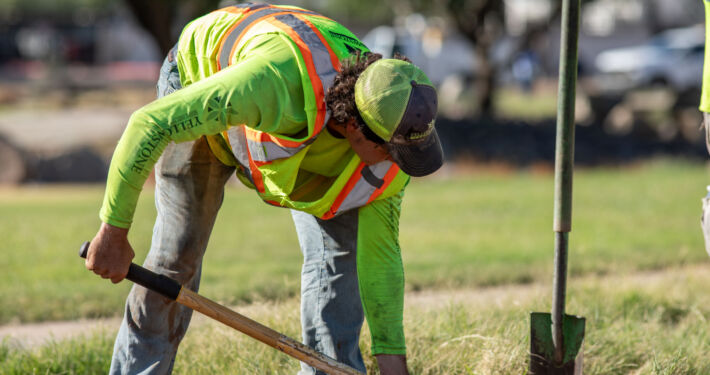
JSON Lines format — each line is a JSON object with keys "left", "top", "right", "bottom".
{"left": 375, "top": 354, "right": 410, "bottom": 375}
{"left": 85, "top": 222, "right": 135, "bottom": 283}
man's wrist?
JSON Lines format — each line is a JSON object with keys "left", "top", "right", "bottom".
{"left": 99, "top": 221, "right": 129, "bottom": 236}
{"left": 99, "top": 208, "right": 132, "bottom": 229}
{"left": 375, "top": 354, "right": 409, "bottom": 375}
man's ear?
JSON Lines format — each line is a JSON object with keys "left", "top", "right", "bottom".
{"left": 345, "top": 118, "right": 358, "bottom": 130}
{"left": 343, "top": 118, "right": 360, "bottom": 136}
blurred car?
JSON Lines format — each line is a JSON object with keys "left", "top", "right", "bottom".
{"left": 594, "top": 25, "right": 705, "bottom": 93}
{"left": 360, "top": 15, "right": 477, "bottom": 86}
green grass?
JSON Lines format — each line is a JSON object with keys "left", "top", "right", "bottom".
{"left": 493, "top": 86, "right": 559, "bottom": 120}
{"left": 400, "top": 159, "right": 709, "bottom": 288}
{"left": 4, "top": 265, "right": 710, "bottom": 374}
{"left": 0, "top": 333, "right": 113, "bottom": 375}
{"left": 2, "top": 159, "right": 710, "bottom": 373}
{"left": 0, "top": 159, "right": 708, "bottom": 325}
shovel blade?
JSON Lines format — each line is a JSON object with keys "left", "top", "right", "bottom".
{"left": 529, "top": 312, "right": 585, "bottom": 375}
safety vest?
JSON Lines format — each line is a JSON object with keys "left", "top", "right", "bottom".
{"left": 177, "top": 3, "right": 409, "bottom": 219}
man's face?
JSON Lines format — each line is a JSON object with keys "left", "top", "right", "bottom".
{"left": 344, "top": 119, "right": 391, "bottom": 165}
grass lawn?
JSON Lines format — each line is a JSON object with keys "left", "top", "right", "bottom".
{"left": 3, "top": 264, "right": 709, "bottom": 374}
{"left": 0, "top": 159, "right": 708, "bottom": 324}
{"left": 1, "top": 159, "right": 710, "bottom": 373}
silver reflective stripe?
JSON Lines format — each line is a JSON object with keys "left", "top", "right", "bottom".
{"left": 335, "top": 162, "right": 393, "bottom": 215}
{"left": 226, "top": 125, "right": 307, "bottom": 165}
{"left": 366, "top": 161, "right": 393, "bottom": 180}
{"left": 218, "top": 6, "right": 318, "bottom": 69}
{"left": 225, "top": 126, "right": 251, "bottom": 167}
{"left": 224, "top": 125, "right": 256, "bottom": 186}
{"left": 273, "top": 13, "right": 338, "bottom": 99}
{"left": 247, "top": 138, "right": 305, "bottom": 162}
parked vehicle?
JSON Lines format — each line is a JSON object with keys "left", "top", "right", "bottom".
{"left": 594, "top": 25, "right": 705, "bottom": 93}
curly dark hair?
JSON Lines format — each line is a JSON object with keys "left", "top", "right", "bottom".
{"left": 325, "top": 51, "right": 411, "bottom": 144}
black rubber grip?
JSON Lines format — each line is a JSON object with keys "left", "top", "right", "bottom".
{"left": 79, "top": 241, "right": 181, "bottom": 301}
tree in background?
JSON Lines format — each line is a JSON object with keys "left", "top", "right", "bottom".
{"left": 123, "top": 0, "right": 221, "bottom": 57}
{"left": 440, "top": 0, "right": 504, "bottom": 118}
{"left": 119, "top": 0, "right": 599, "bottom": 120}
{"left": 122, "top": 0, "right": 507, "bottom": 117}
{"left": 124, "top": 0, "right": 397, "bottom": 57}
{"left": 325, "top": 0, "right": 510, "bottom": 118}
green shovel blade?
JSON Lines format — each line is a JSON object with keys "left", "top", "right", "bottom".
{"left": 529, "top": 312, "right": 585, "bottom": 375}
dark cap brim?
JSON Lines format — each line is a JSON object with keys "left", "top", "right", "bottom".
{"left": 387, "top": 129, "right": 444, "bottom": 177}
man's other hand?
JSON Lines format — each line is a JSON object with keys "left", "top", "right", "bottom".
{"left": 375, "top": 354, "right": 410, "bottom": 375}
{"left": 85, "top": 222, "right": 135, "bottom": 283}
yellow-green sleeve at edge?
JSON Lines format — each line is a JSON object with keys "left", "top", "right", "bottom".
{"left": 700, "top": 0, "right": 710, "bottom": 112}
{"left": 357, "top": 190, "right": 407, "bottom": 355}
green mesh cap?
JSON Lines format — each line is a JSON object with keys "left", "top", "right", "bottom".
{"left": 354, "top": 59, "right": 443, "bottom": 177}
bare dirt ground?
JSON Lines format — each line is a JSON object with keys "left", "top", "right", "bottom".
{"left": 0, "top": 318, "right": 122, "bottom": 348}
{"left": 0, "top": 108, "right": 132, "bottom": 154}
{"left": 0, "top": 85, "right": 154, "bottom": 153}
{"left": 3, "top": 263, "right": 708, "bottom": 349}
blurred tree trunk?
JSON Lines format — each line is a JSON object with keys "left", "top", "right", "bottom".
{"left": 444, "top": 0, "right": 504, "bottom": 118}
{"left": 124, "top": 0, "right": 221, "bottom": 57}
{"left": 644, "top": 0, "right": 663, "bottom": 34}
{"left": 124, "top": 0, "right": 174, "bottom": 57}
{"left": 519, "top": 2, "right": 562, "bottom": 51}
{"left": 0, "top": 135, "right": 28, "bottom": 184}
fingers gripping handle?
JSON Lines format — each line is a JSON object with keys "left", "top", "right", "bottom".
{"left": 79, "top": 241, "right": 181, "bottom": 300}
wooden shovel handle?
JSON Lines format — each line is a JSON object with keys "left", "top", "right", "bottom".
{"left": 78, "top": 241, "right": 363, "bottom": 375}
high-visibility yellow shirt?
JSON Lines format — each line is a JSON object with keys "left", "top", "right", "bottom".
{"left": 100, "top": 6, "right": 408, "bottom": 228}
{"left": 99, "top": 4, "right": 409, "bottom": 355}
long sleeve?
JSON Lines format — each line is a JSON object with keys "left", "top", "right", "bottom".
{"left": 356, "top": 189, "right": 407, "bottom": 355}
{"left": 100, "top": 34, "right": 305, "bottom": 228}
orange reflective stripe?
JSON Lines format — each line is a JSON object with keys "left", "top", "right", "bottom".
{"left": 215, "top": 7, "right": 258, "bottom": 70}
{"left": 220, "top": 8, "right": 336, "bottom": 163}
{"left": 216, "top": 5, "right": 319, "bottom": 70}
{"left": 321, "top": 162, "right": 401, "bottom": 219}
{"left": 323, "top": 163, "right": 367, "bottom": 219}
{"left": 217, "top": 10, "right": 277, "bottom": 70}
{"left": 246, "top": 146, "right": 266, "bottom": 193}
{"left": 213, "top": 5, "right": 369, "bottom": 210}
{"left": 259, "top": 133, "right": 304, "bottom": 148}
{"left": 366, "top": 164, "right": 400, "bottom": 205}
{"left": 244, "top": 127, "right": 303, "bottom": 148}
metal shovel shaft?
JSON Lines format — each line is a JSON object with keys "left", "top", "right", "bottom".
{"left": 552, "top": 0, "right": 581, "bottom": 366}
{"left": 552, "top": 232, "right": 570, "bottom": 365}
{"left": 529, "top": 1, "right": 585, "bottom": 372}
